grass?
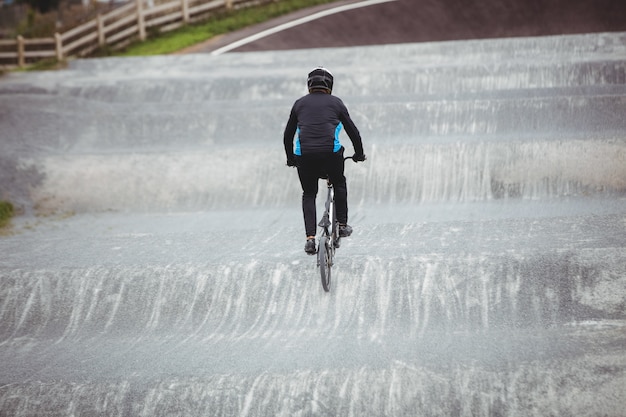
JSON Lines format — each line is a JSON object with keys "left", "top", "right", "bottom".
{"left": 105, "top": 0, "right": 339, "bottom": 57}
{"left": 21, "top": 58, "right": 68, "bottom": 72}
{"left": 0, "top": 200, "right": 14, "bottom": 229}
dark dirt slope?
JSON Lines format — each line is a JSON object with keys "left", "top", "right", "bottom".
{"left": 213, "top": 0, "right": 626, "bottom": 53}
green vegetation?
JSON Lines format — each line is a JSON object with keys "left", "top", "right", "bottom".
{"left": 0, "top": 200, "right": 15, "bottom": 229}
{"left": 21, "top": 57, "right": 68, "bottom": 72}
{"left": 109, "top": 0, "right": 338, "bottom": 57}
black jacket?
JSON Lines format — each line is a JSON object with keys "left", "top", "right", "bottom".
{"left": 284, "top": 92, "right": 364, "bottom": 158}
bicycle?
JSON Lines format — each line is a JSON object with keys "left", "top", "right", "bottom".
{"left": 317, "top": 155, "right": 358, "bottom": 292}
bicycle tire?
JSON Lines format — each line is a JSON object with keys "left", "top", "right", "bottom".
{"left": 318, "top": 236, "right": 332, "bottom": 292}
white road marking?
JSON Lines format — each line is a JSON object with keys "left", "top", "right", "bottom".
{"left": 210, "top": 0, "right": 400, "bottom": 55}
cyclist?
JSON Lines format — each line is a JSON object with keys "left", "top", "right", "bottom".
{"left": 283, "top": 67, "right": 366, "bottom": 255}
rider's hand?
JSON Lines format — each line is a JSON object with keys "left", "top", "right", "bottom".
{"left": 286, "top": 155, "right": 297, "bottom": 167}
{"left": 353, "top": 153, "right": 367, "bottom": 162}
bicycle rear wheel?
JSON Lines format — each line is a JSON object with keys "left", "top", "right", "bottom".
{"left": 318, "top": 236, "right": 332, "bottom": 292}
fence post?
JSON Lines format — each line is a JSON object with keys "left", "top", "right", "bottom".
{"left": 225, "top": 0, "right": 233, "bottom": 10}
{"left": 181, "top": 0, "right": 189, "bottom": 23}
{"left": 97, "top": 13, "right": 105, "bottom": 46}
{"left": 17, "top": 35, "right": 25, "bottom": 68}
{"left": 54, "top": 33, "right": 64, "bottom": 61}
{"left": 136, "top": 0, "right": 146, "bottom": 41}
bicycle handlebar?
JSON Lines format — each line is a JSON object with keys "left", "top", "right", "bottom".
{"left": 315, "top": 154, "right": 366, "bottom": 181}
{"left": 345, "top": 154, "right": 367, "bottom": 162}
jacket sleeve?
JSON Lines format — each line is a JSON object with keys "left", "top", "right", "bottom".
{"left": 338, "top": 104, "right": 364, "bottom": 156}
{"left": 283, "top": 107, "right": 298, "bottom": 158}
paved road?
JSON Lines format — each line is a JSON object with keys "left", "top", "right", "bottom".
{"left": 183, "top": 0, "right": 626, "bottom": 54}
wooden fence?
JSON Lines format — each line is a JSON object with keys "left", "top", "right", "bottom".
{"left": 0, "top": 0, "right": 273, "bottom": 68}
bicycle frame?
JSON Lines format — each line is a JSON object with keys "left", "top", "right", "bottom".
{"left": 319, "top": 180, "right": 340, "bottom": 248}
{"left": 318, "top": 154, "right": 356, "bottom": 246}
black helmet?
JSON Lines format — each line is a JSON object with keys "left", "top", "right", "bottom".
{"left": 307, "top": 67, "right": 334, "bottom": 93}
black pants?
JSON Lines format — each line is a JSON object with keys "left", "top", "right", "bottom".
{"left": 297, "top": 150, "right": 348, "bottom": 237}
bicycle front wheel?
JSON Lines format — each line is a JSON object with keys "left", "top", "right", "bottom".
{"left": 318, "top": 236, "right": 332, "bottom": 292}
